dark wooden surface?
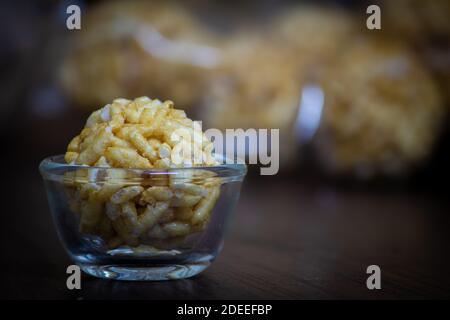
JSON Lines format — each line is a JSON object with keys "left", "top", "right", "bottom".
{"left": 1, "top": 173, "right": 450, "bottom": 300}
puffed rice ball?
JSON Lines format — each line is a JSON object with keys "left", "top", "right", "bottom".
{"left": 65, "top": 96, "right": 218, "bottom": 168}
{"left": 313, "top": 37, "right": 445, "bottom": 177}
{"left": 272, "top": 5, "right": 357, "bottom": 66}
{"left": 59, "top": 0, "right": 221, "bottom": 109}
{"left": 202, "top": 33, "right": 303, "bottom": 168}
{"left": 63, "top": 97, "right": 221, "bottom": 249}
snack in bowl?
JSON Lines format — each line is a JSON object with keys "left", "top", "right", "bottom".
{"left": 40, "top": 97, "right": 246, "bottom": 280}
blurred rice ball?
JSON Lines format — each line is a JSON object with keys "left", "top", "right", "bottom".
{"left": 203, "top": 33, "right": 303, "bottom": 168}
{"left": 272, "top": 5, "right": 357, "bottom": 67}
{"left": 313, "top": 37, "right": 445, "bottom": 178}
{"left": 59, "top": 0, "right": 221, "bottom": 110}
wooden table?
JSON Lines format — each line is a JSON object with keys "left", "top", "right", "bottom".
{"left": 1, "top": 174, "right": 449, "bottom": 299}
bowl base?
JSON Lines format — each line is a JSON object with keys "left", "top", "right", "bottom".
{"left": 79, "top": 262, "right": 210, "bottom": 281}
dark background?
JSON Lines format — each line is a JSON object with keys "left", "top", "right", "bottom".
{"left": 1, "top": 0, "right": 449, "bottom": 299}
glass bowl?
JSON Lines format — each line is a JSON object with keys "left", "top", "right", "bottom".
{"left": 39, "top": 155, "right": 246, "bottom": 281}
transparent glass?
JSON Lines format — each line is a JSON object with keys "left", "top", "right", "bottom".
{"left": 39, "top": 155, "right": 246, "bottom": 281}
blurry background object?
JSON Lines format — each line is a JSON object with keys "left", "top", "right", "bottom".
{"left": 17, "top": 0, "right": 449, "bottom": 180}
{"left": 422, "top": 45, "right": 450, "bottom": 106}
{"left": 59, "top": 0, "right": 222, "bottom": 110}
{"left": 272, "top": 4, "right": 357, "bottom": 68}
{"left": 306, "top": 37, "right": 445, "bottom": 178}
{"left": 203, "top": 4, "right": 358, "bottom": 169}
{"left": 204, "top": 33, "right": 301, "bottom": 130}
{"left": 203, "top": 33, "right": 302, "bottom": 168}
{"left": 383, "top": 0, "right": 450, "bottom": 107}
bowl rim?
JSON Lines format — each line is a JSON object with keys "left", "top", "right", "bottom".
{"left": 39, "top": 154, "right": 247, "bottom": 183}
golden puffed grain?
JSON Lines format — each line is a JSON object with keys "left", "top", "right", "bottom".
{"left": 64, "top": 97, "right": 221, "bottom": 248}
